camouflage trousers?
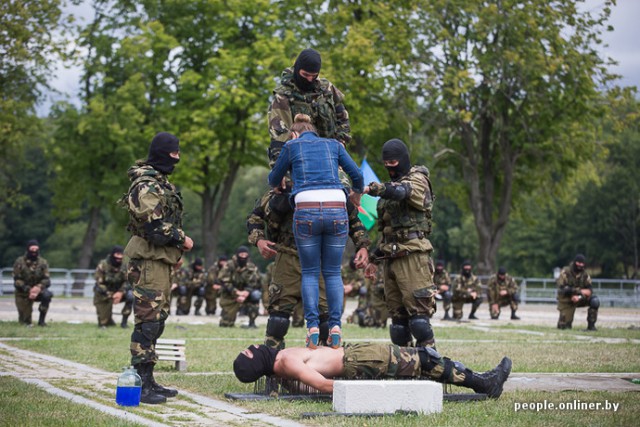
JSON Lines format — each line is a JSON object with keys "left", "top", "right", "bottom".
{"left": 93, "top": 291, "right": 133, "bottom": 326}
{"left": 489, "top": 295, "right": 519, "bottom": 319}
{"left": 219, "top": 294, "right": 259, "bottom": 327}
{"left": 452, "top": 295, "right": 483, "bottom": 319}
{"left": 127, "top": 258, "right": 171, "bottom": 365}
{"left": 341, "top": 343, "right": 466, "bottom": 384}
{"left": 204, "top": 286, "right": 219, "bottom": 315}
{"left": 557, "top": 296, "right": 598, "bottom": 329}
{"left": 15, "top": 289, "right": 52, "bottom": 325}
{"left": 383, "top": 252, "right": 437, "bottom": 320}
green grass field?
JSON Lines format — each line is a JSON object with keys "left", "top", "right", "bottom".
{"left": 1, "top": 320, "right": 639, "bottom": 426}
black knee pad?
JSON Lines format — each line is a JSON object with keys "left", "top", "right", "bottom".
{"left": 197, "top": 286, "right": 206, "bottom": 297}
{"left": 409, "top": 316, "right": 434, "bottom": 345}
{"left": 442, "top": 291, "right": 452, "bottom": 303}
{"left": 124, "top": 290, "right": 134, "bottom": 304}
{"left": 39, "top": 289, "right": 53, "bottom": 305}
{"left": 250, "top": 290, "right": 262, "bottom": 303}
{"left": 390, "top": 318, "right": 412, "bottom": 346}
{"left": 266, "top": 314, "right": 290, "bottom": 340}
{"left": 472, "top": 296, "right": 483, "bottom": 308}
{"left": 178, "top": 285, "right": 188, "bottom": 296}
{"left": 513, "top": 294, "right": 521, "bottom": 304}
{"left": 589, "top": 295, "right": 600, "bottom": 309}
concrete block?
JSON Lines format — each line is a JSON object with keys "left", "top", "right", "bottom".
{"left": 332, "top": 380, "right": 443, "bottom": 414}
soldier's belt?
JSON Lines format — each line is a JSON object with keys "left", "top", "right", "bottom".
{"left": 384, "top": 231, "right": 426, "bottom": 243}
{"left": 375, "top": 250, "right": 411, "bottom": 261}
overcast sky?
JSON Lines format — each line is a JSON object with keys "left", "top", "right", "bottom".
{"left": 40, "top": 0, "right": 640, "bottom": 115}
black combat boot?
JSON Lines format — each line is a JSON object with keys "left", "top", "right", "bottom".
{"left": 149, "top": 363, "right": 178, "bottom": 397}
{"left": 442, "top": 310, "right": 451, "bottom": 321}
{"left": 38, "top": 311, "right": 47, "bottom": 327}
{"left": 462, "top": 357, "right": 512, "bottom": 398}
{"left": 585, "top": 321, "right": 597, "bottom": 331}
{"left": 121, "top": 315, "right": 129, "bottom": 328}
{"left": 195, "top": 308, "right": 201, "bottom": 316}
{"left": 511, "top": 310, "right": 520, "bottom": 320}
{"left": 468, "top": 309, "right": 479, "bottom": 320}
{"left": 135, "top": 364, "right": 167, "bottom": 404}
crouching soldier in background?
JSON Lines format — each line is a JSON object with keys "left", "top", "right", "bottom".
{"left": 487, "top": 267, "right": 520, "bottom": 320}
{"left": 176, "top": 258, "right": 206, "bottom": 315}
{"left": 452, "top": 260, "right": 483, "bottom": 320}
{"left": 556, "top": 254, "right": 599, "bottom": 331}
{"left": 94, "top": 245, "right": 133, "bottom": 328}
{"left": 13, "top": 239, "right": 53, "bottom": 327}
{"left": 218, "top": 246, "right": 262, "bottom": 328}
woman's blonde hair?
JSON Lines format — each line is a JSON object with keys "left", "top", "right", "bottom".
{"left": 290, "top": 113, "right": 316, "bottom": 134}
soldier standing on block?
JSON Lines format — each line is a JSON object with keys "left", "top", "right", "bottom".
{"left": 204, "top": 255, "right": 227, "bottom": 315}
{"left": 176, "top": 258, "right": 206, "bottom": 315}
{"left": 452, "top": 260, "right": 483, "bottom": 320}
{"left": 121, "top": 131, "right": 194, "bottom": 404}
{"left": 364, "top": 138, "right": 438, "bottom": 348}
{"left": 93, "top": 245, "right": 133, "bottom": 328}
{"left": 218, "top": 246, "right": 261, "bottom": 329}
{"left": 487, "top": 267, "right": 520, "bottom": 320}
{"left": 267, "top": 48, "right": 351, "bottom": 164}
{"left": 13, "top": 239, "right": 52, "bottom": 327}
{"left": 556, "top": 254, "right": 599, "bottom": 331}
{"left": 433, "top": 260, "right": 453, "bottom": 320}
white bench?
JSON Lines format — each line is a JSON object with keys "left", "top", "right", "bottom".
{"left": 156, "top": 338, "right": 187, "bottom": 371}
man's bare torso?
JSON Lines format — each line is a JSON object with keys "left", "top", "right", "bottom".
{"left": 274, "top": 346, "right": 345, "bottom": 385}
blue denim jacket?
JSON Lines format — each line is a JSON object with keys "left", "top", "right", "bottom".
{"left": 268, "top": 131, "right": 364, "bottom": 197}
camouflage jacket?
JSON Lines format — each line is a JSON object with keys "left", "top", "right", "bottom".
{"left": 268, "top": 67, "right": 351, "bottom": 161}
{"left": 556, "top": 263, "right": 592, "bottom": 299}
{"left": 120, "top": 162, "right": 185, "bottom": 265}
{"left": 171, "top": 266, "right": 188, "bottom": 287}
{"left": 217, "top": 256, "right": 260, "bottom": 295}
{"left": 371, "top": 166, "right": 434, "bottom": 256}
{"left": 453, "top": 273, "right": 482, "bottom": 299}
{"left": 342, "top": 267, "right": 365, "bottom": 297}
{"left": 206, "top": 264, "right": 222, "bottom": 286}
{"left": 13, "top": 255, "right": 50, "bottom": 292}
{"left": 487, "top": 274, "right": 518, "bottom": 303}
{"left": 94, "top": 258, "right": 128, "bottom": 295}
{"left": 433, "top": 270, "right": 451, "bottom": 289}
{"left": 185, "top": 268, "right": 206, "bottom": 289}
{"left": 247, "top": 188, "right": 370, "bottom": 256}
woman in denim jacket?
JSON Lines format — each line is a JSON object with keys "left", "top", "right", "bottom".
{"left": 268, "top": 114, "right": 364, "bottom": 348}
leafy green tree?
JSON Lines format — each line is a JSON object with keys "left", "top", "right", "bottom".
{"left": 413, "top": 0, "right": 616, "bottom": 274}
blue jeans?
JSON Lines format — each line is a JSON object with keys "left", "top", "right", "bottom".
{"left": 293, "top": 207, "right": 348, "bottom": 330}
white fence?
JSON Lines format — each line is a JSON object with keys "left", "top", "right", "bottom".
{"left": 2, "top": 268, "right": 639, "bottom": 307}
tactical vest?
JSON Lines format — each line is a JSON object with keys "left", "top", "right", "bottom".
{"left": 275, "top": 74, "right": 338, "bottom": 139}
{"left": 15, "top": 257, "right": 48, "bottom": 287}
{"left": 378, "top": 166, "right": 434, "bottom": 240}
{"left": 124, "top": 174, "right": 183, "bottom": 238}
{"left": 100, "top": 262, "right": 127, "bottom": 291}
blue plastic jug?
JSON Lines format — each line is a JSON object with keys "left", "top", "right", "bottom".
{"left": 116, "top": 366, "right": 141, "bottom": 406}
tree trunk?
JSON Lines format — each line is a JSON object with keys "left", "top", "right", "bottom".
{"left": 201, "top": 160, "right": 240, "bottom": 267}
{"left": 76, "top": 205, "right": 101, "bottom": 269}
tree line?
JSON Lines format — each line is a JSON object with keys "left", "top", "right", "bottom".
{"left": 1, "top": 0, "right": 638, "bottom": 278}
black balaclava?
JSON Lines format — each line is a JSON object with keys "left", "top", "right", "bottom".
{"left": 573, "top": 254, "right": 586, "bottom": 272}
{"left": 498, "top": 267, "right": 507, "bottom": 276}
{"left": 293, "top": 48, "right": 321, "bottom": 93}
{"left": 147, "top": 132, "right": 180, "bottom": 175}
{"left": 236, "top": 246, "right": 250, "bottom": 268}
{"left": 233, "top": 345, "right": 279, "bottom": 383}
{"left": 435, "top": 260, "right": 444, "bottom": 273}
{"left": 382, "top": 139, "right": 411, "bottom": 181}
{"left": 462, "top": 260, "right": 472, "bottom": 277}
{"left": 26, "top": 239, "right": 40, "bottom": 261}
{"left": 109, "top": 245, "right": 124, "bottom": 267}
{"left": 217, "top": 255, "right": 228, "bottom": 269}
{"left": 192, "top": 258, "right": 203, "bottom": 271}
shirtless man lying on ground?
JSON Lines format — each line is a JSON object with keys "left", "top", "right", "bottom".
{"left": 233, "top": 342, "right": 512, "bottom": 398}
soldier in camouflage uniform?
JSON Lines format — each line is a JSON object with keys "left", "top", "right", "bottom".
{"left": 93, "top": 245, "right": 133, "bottom": 328}
{"left": 267, "top": 48, "right": 351, "bottom": 164}
{"left": 487, "top": 267, "right": 520, "bottom": 320}
{"left": 218, "top": 246, "right": 262, "bottom": 328}
{"left": 358, "top": 265, "right": 389, "bottom": 328}
{"left": 433, "top": 260, "right": 453, "bottom": 320}
{"left": 176, "top": 258, "right": 206, "bottom": 315}
{"left": 169, "top": 259, "right": 187, "bottom": 313}
{"left": 556, "top": 254, "right": 599, "bottom": 331}
{"left": 13, "top": 239, "right": 52, "bottom": 327}
{"left": 343, "top": 256, "right": 367, "bottom": 324}
{"left": 452, "top": 260, "right": 483, "bottom": 320}
{"left": 121, "top": 132, "right": 194, "bottom": 404}
{"left": 247, "top": 185, "right": 369, "bottom": 349}
{"left": 365, "top": 139, "right": 437, "bottom": 348}
{"left": 233, "top": 343, "right": 512, "bottom": 399}
{"left": 204, "top": 255, "right": 227, "bottom": 315}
